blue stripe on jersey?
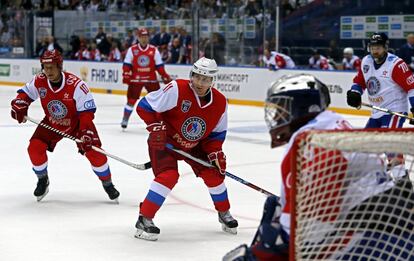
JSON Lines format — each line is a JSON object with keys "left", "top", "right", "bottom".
{"left": 208, "top": 131, "right": 226, "bottom": 141}
{"left": 146, "top": 190, "right": 166, "bottom": 206}
{"left": 409, "top": 97, "right": 414, "bottom": 108}
{"left": 123, "top": 62, "right": 132, "bottom": 67}
{"left": 32, "top": 166, "right": 47, "bottom": 175}
{"left": 210, "top": 190, "right": 228, "bottom": 203}
{"left": 155, "top": 64, "right": 164, "bottom": 69}
{"left": 138, "top": 97, "right": 155, "bottom": 112}
{"left": 93, "top": 167, "right": 111, "bottom": 177}
{"left": 78, "top": 108, "right": 96, "bottom": 114}
{"left": 351, "top": 84, "right": 363, "bottom": 94}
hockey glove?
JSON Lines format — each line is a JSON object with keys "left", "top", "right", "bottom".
{"left": 147, "top": 121, "right": 167, "bottom": 150}
{"left": 208, "top": 151, "right": 226, "bottom": 175}
{"left": 122, "top": 71, "right": 131, "bottom": 85}
{"left": 11, "top": 98, "right": 29, "bottom": 123}
{"left": 162, "top": 75, "right": 172, "bottom": 84}
{"left": 76, "top": 129, "right": 100, "bottom": 152}
{"left": 409, "top": 108, "right": 414, "bottom": 125}
{"left": 346, "top": 90, "right": 362, "bottom": 108}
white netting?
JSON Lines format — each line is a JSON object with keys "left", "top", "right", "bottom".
{"left": 292, "top": 130, "right": 414, "bottom": 261}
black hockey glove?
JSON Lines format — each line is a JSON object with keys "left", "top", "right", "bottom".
{"left": 409, "top": 108, "right": 414, "bottom": 125}
{"left": 346, "top": 90, "right": 362, "bottom": 108}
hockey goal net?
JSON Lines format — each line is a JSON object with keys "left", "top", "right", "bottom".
{"left": 290, "top": 129, "right": 414, "bottom": 261}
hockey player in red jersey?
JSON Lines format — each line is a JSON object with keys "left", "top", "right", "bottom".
{"left": 121, "top": 27, "right": 172, "bottom": 129}
{"left": 10, "top": 50, "right": 119, "bottom": 202}
{"left": 347, "top": 33, "right": 414, "bottom": 129}
{"left": 134, "top": 57, "right": 238, "bottom": 241}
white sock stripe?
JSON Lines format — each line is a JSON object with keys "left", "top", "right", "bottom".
{"left": 208, "top": 182, "right": 227, "bottom": 195}
{"left": 33, "top": 161, "right": 48, "bottom": 171}
{"left": 92, "top": 162, "right": 109, "bottom": 172}
{"left": 125, "top": 104, "right": 134, "bottom": 111}
{"left": 150, "top": 181, "right": 171, "bottom": 197}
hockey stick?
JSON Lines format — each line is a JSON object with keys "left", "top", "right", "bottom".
{"left": 360, "top": 102, "right": 414, "bottom": 121}
{"left": 24, "top": 116, "right": 151, "bottom": 170}
{"left": 130, "top": 79, "right": 162, "bottom": 83}
{"left": 165, "top": 143, "right": 275, "bottom": 197}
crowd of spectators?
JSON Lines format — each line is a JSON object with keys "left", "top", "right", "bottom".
{"left": 0, "top": 10, "right": 25, "bottom": 53}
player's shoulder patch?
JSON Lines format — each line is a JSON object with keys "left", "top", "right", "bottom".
{"left": 388, "top": 54, "right": 397, "bottom": 62}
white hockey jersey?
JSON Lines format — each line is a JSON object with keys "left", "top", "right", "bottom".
{"left": 351, "top": 53, "right": 414, "bottom": 119}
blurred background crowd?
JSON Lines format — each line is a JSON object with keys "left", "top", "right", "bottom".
{"left": 0, "top": 0, "right": 412, "bottom": 71}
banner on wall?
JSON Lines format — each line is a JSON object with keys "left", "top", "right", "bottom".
{"left": 0, "top": 59, "right": 361, "bottom": 113}
{"left": 340, "top": 15, "right": 414, "bottom": 39}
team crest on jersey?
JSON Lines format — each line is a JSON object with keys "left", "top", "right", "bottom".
{"left": 181, "top": 117, "right": 206, "bottom": 141}
{"left": 367, "top": 76, "right": 381, "bottom": 95}
{"left": 47, "top": 100, "right": 68, "bottom": 120}
{"left": 181, "top": 100, "right": 192, "bottom": 112}
{"left": 137, "top": 55, "right": 150, "bottom": 67}
{"left": 39, "top": 87, "right": 47, "bottom": 98}
{"left": 363, "top": 65, "right": 370, "bottom": 73}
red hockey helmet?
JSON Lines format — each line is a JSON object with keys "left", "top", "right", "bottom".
{"left": 40, "top": 50, "right": 63, "bottom": 69}
{"left": 138, "top": 28, "right": 149, "bottom": 37}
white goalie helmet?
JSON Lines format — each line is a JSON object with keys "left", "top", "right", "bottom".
{"left": 343, "top": 47, "right": 354, "bottom": 55}
{"left": 191, "top": 57, "right": 218, "bottom": 78}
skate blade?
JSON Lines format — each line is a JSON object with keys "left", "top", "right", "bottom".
{"left": 112, "top": 197, "right": 120, "bottom": 204}
{"left": 134, "top": 229, "right": 159, "bottom": 241}
{"left": 222, "top": 224, "right": 237, "bottom": 235}
{"left": 36, "top": 187, "right": 49, "bottom": 202}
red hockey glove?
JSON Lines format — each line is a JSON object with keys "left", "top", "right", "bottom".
{"left": 162, "top": 75, "right": 172, "bottom": 84}
{"left": 146, "top": 121, "right": 167, "bottom": 150}
{"left": 11, "top": 98, "right": 29, "bottom": 123}
{"left": 76, "top": 129, "right": 100, "bottom": 153}
{"left": 208, "top": 151, "right": 226, "bottom": 175}
{"left": 122, "top": 71, "right": 131, "bottom": 85}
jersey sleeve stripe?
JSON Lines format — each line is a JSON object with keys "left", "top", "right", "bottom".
{"left": 351, "top": 84, "right": 363, "bottom": 94}
{"left": 207, "top": 131, "right": 226, "bottom": 141}
{"left": 138, "top": 97, "right": 155, "bottom": 112}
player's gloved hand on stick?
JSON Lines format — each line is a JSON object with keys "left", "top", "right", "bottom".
{"left": 122, "top": 71, "right": 131, "bottom": 85}
{"left": 11, "top": 98, "right": 29, "bottom": 123}
{"left": 208, "top": 151, "right": 226, "bottom": 175}
{"left": 162, "top": 75, "right": 172, "bottom": 84}
{"left": 147, "top": 121, "right": 167, "bottom": 150}
{"left": 76, "top": 129, "right": 99, "bottom": 152}
{"left": 409, "top": 108, "right": 414, "bottom": 125}
{"left": 346, "top": 90, "right": 362, "bottom": 108}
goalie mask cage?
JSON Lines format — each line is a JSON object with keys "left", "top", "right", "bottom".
{"left": 290, "top": 129, "right": 414, "bottom": 261}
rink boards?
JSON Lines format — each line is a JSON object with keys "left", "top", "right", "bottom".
{"left": 0, "top": 58, "right": 371, "bottom": 116}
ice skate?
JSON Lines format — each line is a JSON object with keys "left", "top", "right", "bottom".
{"left": 134, "top": 215, "right": 160, "bottom": 241}
{"left": 121, "top": 118, "right": 128, "bottom": 130}
{"left": 219, "top": 210, "right": 238, "bottom": 234}
{"left": 103, "top": 183, "right": 120, "bottom": 203}
{"left": 34, "top": 175, "right": 49, "bottom": 202}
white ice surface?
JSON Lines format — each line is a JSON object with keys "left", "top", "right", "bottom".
{"left": 0, "top": 85, "right": 370, "bottom": 261}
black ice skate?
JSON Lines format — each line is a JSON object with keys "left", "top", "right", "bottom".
{"left": 34, "top": 175, "right": 49, "bottom": 202}
{"left": 135, "top": 215, "right": 160, "bottom": 241}
{"left": 103, "top": 183, "right": 120, "bottom": 202}
{"left": 121, "top": 118, "right": 128, "bottom": 130}
{"left": 219, "top": 210, "right": 238, "bottom": 234}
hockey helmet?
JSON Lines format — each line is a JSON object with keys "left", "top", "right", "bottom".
{"left": 40, "top": 50, "right": 63, "bottom": 69}
{"left": 368, "top": 32, "right": 389, "bottom": 48}
{"left": 343, "top": 47, "right": 354, "bottom": 55}
{"left": 138, "top": 28, "right": 149, "bottom": 37}
{"left": 265, "top": 74, "right": 331, "bottom": 148}
{"left": 191, "top": 57, "right": 218, "bottom": 78}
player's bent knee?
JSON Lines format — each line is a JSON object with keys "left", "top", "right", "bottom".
{"left": 28, "top": 139, "right": 47, "bottom": 155}
{"left": 155, "top": 169, "right": 179, "bottom": 189}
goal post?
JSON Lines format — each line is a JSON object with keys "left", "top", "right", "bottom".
{"left": 290, "top": 129, "right": 414, "bottom": 260}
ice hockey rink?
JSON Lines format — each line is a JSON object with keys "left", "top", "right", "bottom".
{"left": 0, "top": 84, "right": 381, "bottom": 261}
